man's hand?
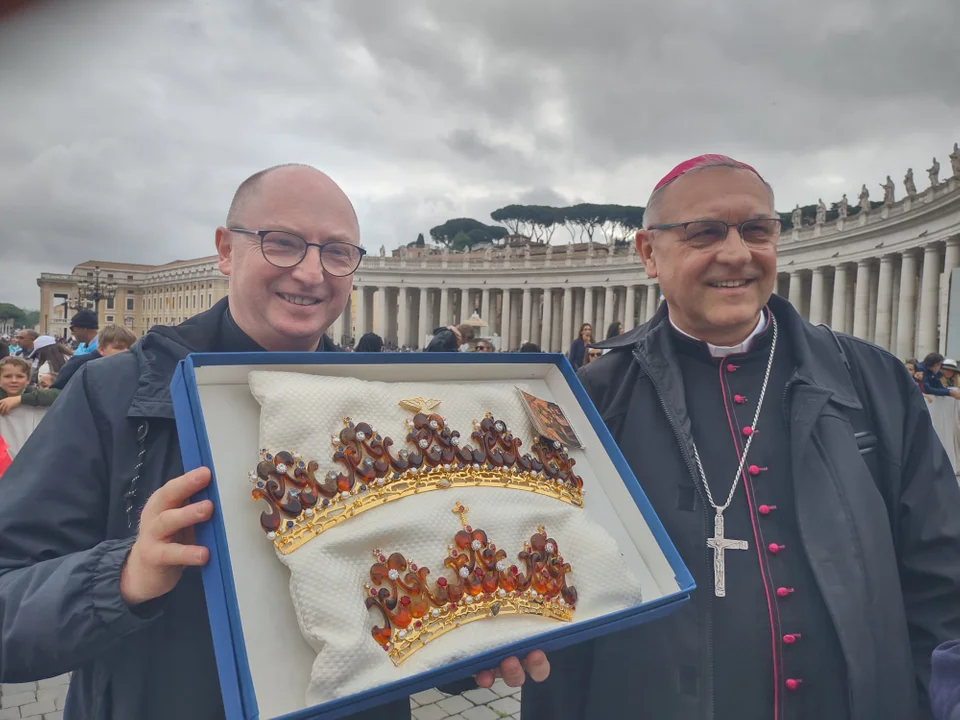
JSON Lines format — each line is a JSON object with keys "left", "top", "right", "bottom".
{"left": 474, "top": 650, "right": 550, "bottom": 689}
{"left": 0, "top": 396, "right": 22, "bottom": 415}
{"left": 120, "top": 467, "right": 213, "bottom": 606}
{"left": 949, "top": 387, "right": 960, "bottom": 399}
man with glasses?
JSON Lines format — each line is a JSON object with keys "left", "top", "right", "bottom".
{"left": 523, "top": 155, "right": 960, "bottom": 720}
{"left": 0, "top": 164, "right": 546, "bottom": 720}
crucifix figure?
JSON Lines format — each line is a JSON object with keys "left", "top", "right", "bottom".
{"left": 706, "top": 509, "right": 748, "bottom": 597}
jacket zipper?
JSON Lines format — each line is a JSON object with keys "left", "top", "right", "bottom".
{"left": 633, "top": 349, "right": 715, "bottom": 720}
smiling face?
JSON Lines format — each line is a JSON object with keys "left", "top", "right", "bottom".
{"left": 216, "top": 167, "right": 360, "bottom": 351}
{"left": 637, "top": 166, "right": 778, "bottom": 346}
{"left": 0, "top": 363, "right": 29, "bottom": 396}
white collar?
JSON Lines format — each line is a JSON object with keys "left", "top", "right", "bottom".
{"left": 670, "top": 310, "right": 768, "bottom": 358}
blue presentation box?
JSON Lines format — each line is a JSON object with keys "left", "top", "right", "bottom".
{"left": 170, "top": 351, "right": 694, "bottom": 720}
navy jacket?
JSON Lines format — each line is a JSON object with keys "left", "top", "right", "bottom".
{"left": 0, "top": 299, "right": 412, "bottom": 720}
{"left": 932, "top": 641, "right": 960, "bottom": 720}
{"left": 52, "top": 348, "right": 102, "bottom": 390}
{"left": 920, "top": 364, "right": 953, "bottom": 396}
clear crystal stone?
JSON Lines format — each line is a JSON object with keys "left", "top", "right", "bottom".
{"left": 327, "top": 471, "right": 337, "bottom": 480}
{"left": 419, "top": 439, "right": 428, "bottom": 449}
{"left": 495, "top": 422, "right": 505, "bottom": 431}
{"left": 398, "top": 629, "right": 407, "bottom": 639}
{"left": 266, "top": 532, "right": 276, "bottom": 539}
{"left": 429, "top": 420, "right": 438, "bottom": 429}
{"left": 458, "top": 567, "right": 469, "bottom": 578}
{"left": 431, "top": 608, "right": 440, "bottom": 617}
{"left": 452, "top": 437, "right": 460, "bottom": 445}
{"left": 305, "top": 508, "right": 314, "bottom": 517}
{"left": 471, "top": 540, "right": 482, "bottom": 550}
{"left": 496, "top": 560, "right": 507, "bottom": 572}
{"left": 341, "top": 491, "right": 350, "bottom": 499}
{"left": 276, "top": 463, "right": 287, "bottom": 474}
{"left": 388, "top": 569, "right": 400, "bottom": 580}
{"left": 545, "top": 542, "right": 556, "bottom": 553}
{"left": 498, "top": 588, "right": 507, "bottom": 597}
{"left": 376, "top": 477, "right": 385, "bottom": 485}
{"left": 356, "top": 431, "right": 366, "bottom": 441}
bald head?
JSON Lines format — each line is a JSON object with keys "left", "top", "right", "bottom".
{"left": 226, "top": 163, "right": 358, "bottom": 230}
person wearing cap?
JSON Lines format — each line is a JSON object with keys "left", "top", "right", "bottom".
{"left": 69, "top": 309, "right": 100, "bottom": 355}
{"left": 523, "top": 155, "right": 960, "bottom": 720}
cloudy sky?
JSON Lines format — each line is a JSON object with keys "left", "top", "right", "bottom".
{"left": 1, "top": 0, "right": 957, "bottom": 309}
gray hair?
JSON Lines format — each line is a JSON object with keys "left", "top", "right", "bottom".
{"left": 643, "top": 158, "right": 776, "bottom": 229}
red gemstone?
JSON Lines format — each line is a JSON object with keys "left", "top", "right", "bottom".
{"left": 742, "top": 426, "right": 753, "bottom": 437}
{"left": 510, "top": 566, "right": 519, "bottom": 575}
{"left": 382, "top": 645, "right": 390, "bottom": 651}
{"left": 415, "top": 621, "right": 422, "bottom": 628}
{"left": 449, "top": 602, "right": 457, "bottom": 610}
{"left": 437, "top": 577, "right": 448, "bottom": 587}
{"left": 734, "top": 394, "right": 745, "bottom": 404}
{"left": 465, "top": 526, "right": 472, "bottom": 532}
{"left": 777, "top": 587, "right": 793, "bottom": 598}
{"left": 785, "top": 679, "right": 802, "bottom": 691}
{"left": 749, "top": 465, "right": 761, "bottom": 476}
{"left": 490, "top": 544, "right": 496, "bottom": 551}
{"left": 370, "top": 589, "right": 377, "bottom": 596}
{"left": 379, "top": 555, "right": 386, "bottom": 562}
{"left": 400, "top": 596, "right": 411, "bottom": 606}
{"left": 411, "top": 564, "right": 418, "bottom": 571}
{"left": 475, "top": 568, "right": 484, "bottom": 577}
{"left": 558, "top": 556, "right": 564, "bottom": 563}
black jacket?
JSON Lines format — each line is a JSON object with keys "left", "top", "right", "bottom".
{"left": 425, "top": 326, "right": 460, "bottom": 352}
{"left": 0, "top": 299, "right": 413, "bottom": 720}
{"left": 522, "top": 295, "right": 960, "bottom": 720}
{"left": 52, "top": 348, "right": 102, "bottom": 390}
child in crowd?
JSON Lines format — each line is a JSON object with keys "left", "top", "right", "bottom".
{"left": 38, "top": 372, "right": 57, "bottom": 389}
{"left": 0, "top": 356, "right": 59, "bottom": 415}
{"left": 52, "top": 323, "right": 137, "bottom": 390}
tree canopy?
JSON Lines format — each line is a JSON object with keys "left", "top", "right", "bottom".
{"left": 488, "top": 203, "right": 647, "bottom": 244}
{"left": 0, "top": 303, "right": 26, "bottom": 326}
{"left": 429, "top": 218, "right": 508, "bottom": 248}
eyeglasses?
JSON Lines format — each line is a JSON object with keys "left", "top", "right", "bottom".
{"left": 476, "top": 344, "right": 492, "bottom": 352}
{"left": 647, "top": 218, "right": 782, "bottom": 249}
{"left": 228, "top": 228, "right": 366, "bottom": 276}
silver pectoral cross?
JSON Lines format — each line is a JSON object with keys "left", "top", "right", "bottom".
{"left": 706, "top": 509, "right": 748, "bottom": 597}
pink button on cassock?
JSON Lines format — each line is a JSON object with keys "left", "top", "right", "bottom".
{"left": 768, "top": 543, "right": 784, "bottom": 554}
{"left": 742, "top": 426, "right": 753, "bottom": 437}
{"left": 783, "top": 633, "right": 800, "bottom": 644}
{"left": 726, "top": 363, "right": 737, "bottom": 373}
{"left": 776, "top": 587, "right": 794, "bottom": 598}
{"left": 734, "top": 394, "right": 746, "bottom": 404}
{"left": 785, "top": 679, "right": 802, "bottom": 691}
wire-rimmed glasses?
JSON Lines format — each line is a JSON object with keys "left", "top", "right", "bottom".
{"left": 228, "top": 228, "right": 366, "bottom": 276}
{"left": 647, "top": 218, "right": 782, "bottom": 249}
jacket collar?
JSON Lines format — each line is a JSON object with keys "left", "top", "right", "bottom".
{"left": 594, "top": 293, "right": 860, "bottom": 408}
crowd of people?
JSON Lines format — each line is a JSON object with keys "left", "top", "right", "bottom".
{"left": 0, "top": 159, "right": 958, "bottom": 720}
{"left": 0, "top": 312, "right": 137, "bottom": 463}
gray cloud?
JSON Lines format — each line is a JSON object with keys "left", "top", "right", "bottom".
{"left": 1, "top": 0, "right": 957, "bottom": 309}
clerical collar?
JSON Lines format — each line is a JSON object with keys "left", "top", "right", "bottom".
{"left": 669, "top": 310, "right": 768, "bottom": 358}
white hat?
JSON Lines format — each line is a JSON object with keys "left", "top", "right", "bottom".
{"left": 942, "top": 358, "right": 958, "bottom": 371}
{"left": 32, "top": 335, "right": 57, "bottom": 351}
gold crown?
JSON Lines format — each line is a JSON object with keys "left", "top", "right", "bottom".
{"left": 250, "top": 408, "right": 584, "bottom": 554}
{"left": 365, "top": 503, "right": 577, "bottom": 665}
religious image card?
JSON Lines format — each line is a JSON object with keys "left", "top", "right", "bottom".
{"left": 516, "top": 387, "right": 584, "bottom": 450}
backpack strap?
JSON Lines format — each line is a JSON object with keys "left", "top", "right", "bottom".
{"left": 815, "top": 324, "right": 895, "bottom": 532}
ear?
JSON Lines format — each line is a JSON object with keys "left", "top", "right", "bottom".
{"left": 636, "top": 229, "right": 658, "bottom": 278}
{"left": 215, "top": 227, "right": 234, "bottom": 276}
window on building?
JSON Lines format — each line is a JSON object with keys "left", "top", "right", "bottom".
{"left": 193, "top": 295, "right": 196, "bottom": 309}
{"left": 106, "top": 298, "right": 115, "bottom": 310}
{"left": 106, "top": 315, "right": 114, "bottom": 322}
{"left": 127, "top": 275, "right": 133, "bottom": 280}
{"left": 200, "top": 294, "right": 204, "bottom": 308}
{"left": 178, "top": 297, "right": 182, "bottom": 309}
{"left": 126, "top": 297, "right": 135, "bottom": 311}
{"left": 208, "top": 293, "right": 212, "bottom": 307}
{"left": 124, "top": 317, "right": 134, "bottom": 328}
{"left": 107, "top": 273, "right": 114, "bottom": 279}
{"left": 87, "top": 271, "right": 93, "bottom": 277}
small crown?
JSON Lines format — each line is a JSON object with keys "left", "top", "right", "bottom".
{"left": 251, "top": 411, "right": 584, "bottom": 554}
{"left": 364, "top": 503, "right": 577, "bottom": 665}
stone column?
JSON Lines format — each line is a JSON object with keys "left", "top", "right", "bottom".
{"left": 809, "top": 268, "right": 826, "bottom": 326}
{"left": 501, "top": 290, "right": 512, "bottom": 351}
{"left": 573, "top": 289, "right": 583, "bottom": 331}
{"left": 417, "top": 288, "right": 430, "bottom": 350}
{"left": 583, "top": 287, "right": 595, "bottom": 334}
{"left": 375, "top": 286, "right": 388, "bottom": 337}
{"left": 397, "top": 287, "right": 410, "bottom": 348}
{"left": 540, "top": 288, "right": 553, "bottom": 351}
{"left": 439, "top": 287, "right": 450, "bottom": 327}
{"left": 788, "top": 271, "right": 803, "bottom": 310}
{"left": 561, "top": 287, "right": 573, "bottom": 352}
{"left": 331, "top": 313, "right": 344, "bottom": 345}
{"left": 917, "top": 243, "right": 941, "bottom": 356}
{"left": 521, "top": 288, "right": 532, "bottom": 345}
{"left": 867, "top": 264, "right": 879, "bottom": 344}
{"left": 852, "top": 261, "right": 871, "bottom": 339}
{"left": 646, "top": 284, "right": 658, "bottom": 321}
{"left": 940, "top": 237, "right": 960, "bottom": 353}
{"left": 355, "top": 286, "right": 368, "bottom": 338}
{"left": 624, "top": 285, "right": 636, "bottom": 331}
{"left": 896, "top": 251, "right": 918, "bottom": 360}
{"left": 603, "top": 287, "right": 615, "bottom": 334}
{"left": 481, "top": 288, "right": 491, "bottom": 327}
{"left": 874, "top": 255, "right": 895, "bottom": 352}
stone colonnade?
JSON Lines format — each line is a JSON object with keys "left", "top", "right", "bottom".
{"left": 336, "top": 281, "right": 662, "bottom": 352}
{"left": 776, "top": 236, "right": 960, "bottom": 358}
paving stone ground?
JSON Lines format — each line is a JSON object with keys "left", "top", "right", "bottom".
{"left": 0, "top": 674, "right": 519, "bottom": 720}
{"left": 0, "top": 674, "right": 69, "bottom": 720}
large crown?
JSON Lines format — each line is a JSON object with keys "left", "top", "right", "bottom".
{"left": 365, "top": 503, "right": 577, "bottom": 665}
{"left": 251, "top": 409, "right": 584, "bottom": 554}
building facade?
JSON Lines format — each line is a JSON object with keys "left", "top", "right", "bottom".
{"left": 37, "top": 257, "right": 229, "bottom": 339}
{"left": 36, "top": 163, "right": 960, "bottom": 359}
